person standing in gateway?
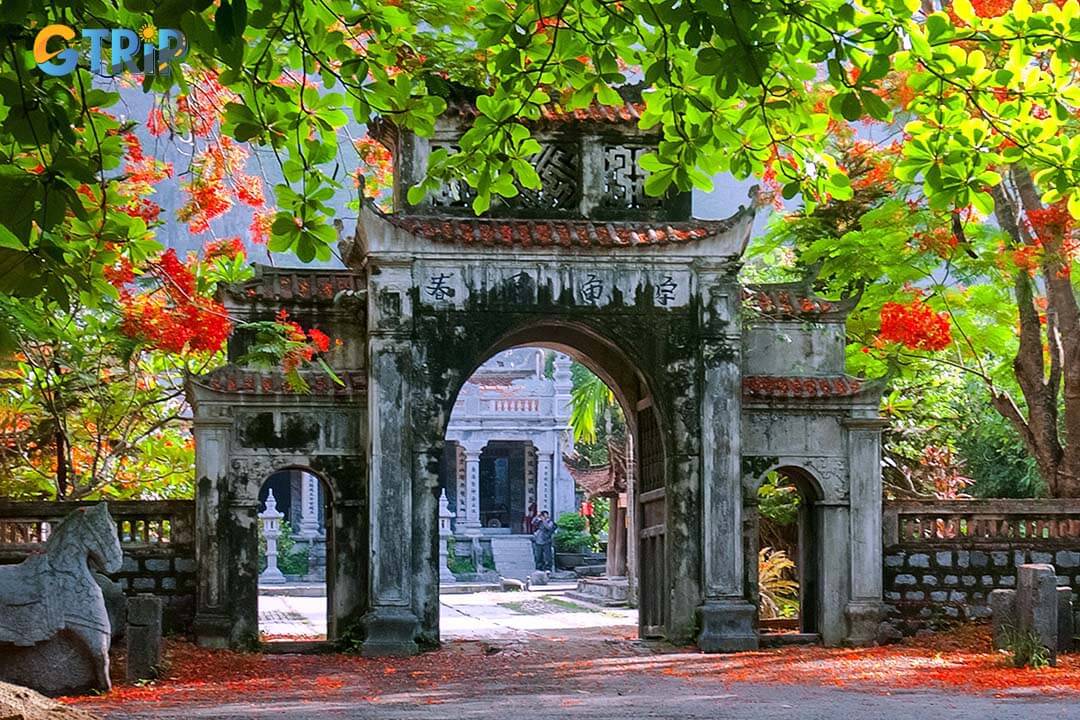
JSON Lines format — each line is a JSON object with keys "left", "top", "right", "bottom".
{"left": 530, "top": 511, "right": 557, "bottom": 572}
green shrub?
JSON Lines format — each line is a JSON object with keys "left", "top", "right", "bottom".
{"left": 553, "top": 512, "right": 591, "bottom": 553}
{"left": 1001, "top": 626, "right": 1051, "bottom": 669}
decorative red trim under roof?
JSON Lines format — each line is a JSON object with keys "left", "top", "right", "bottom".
{"left": 743, "top": 375, "right": 865, "bottom": 399}
{"left": 194, "top": 368, "right": 366, "bottom": 396}
{"left": 387, "top": 215, "right": 736, "bottom": 248}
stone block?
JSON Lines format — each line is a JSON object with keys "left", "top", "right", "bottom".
{"left": 1001, "top": 575, "right": 1015, "bottom": 587}
{"left": 1013, "top": 550, "right": 1027, "bottom": 567}
{"left": 989, "top": 589, "right": 1017, "bottom": 650}
{"left": 935, "top": 551, "right": 952, "bottom": 567}
{"left": 1058, "top": 586, "right": 1073, "bottom": 653}
{"left": 930, "top": 591, "right": 948, "bottom": 602}
{"left": 991, "top": 551, "right": 1009, "bottom": 567}
{"left": 884, "top": 554, "right": 904, "bottom": 568}
{"left": 949, "top": 590, "right": 966, "bottom": 603}
{"left": 1056, "top": 551, "right": 1080, "bottom": 568}
{"left": 1017, "top": 564, "right": 1058, "bottom": 661}
{"left": 968, "top": 605, "right": 992, "bottom": 619}
{"left": 922, "top": 575, "right": 938, "bottom": 586}
{"left": 944, "top": 606, "right": 959, "bottom": 618}
{"left": 956, "top": 551, "right": 970, "bottom": 568}
{"left": 1031, "top": 552, "right": 1054, "bottom": 565}
{"left": 944, "top": 575, "right": 959, "bottom": 586}
{"left": 981, "top": 575, "right": 995, "bottom": 586}
{"left": 894, "top": 574, "right": 916, "bottom": 586}
{"left": 144, "top": 558, "right": 171, "bottom": 573}
{"left": 884, "top": 591, "right": 901, "bottom": 602}
{"left": 132, "top": 577, "right": 155, "bottom": 592}
{"left": 962, "top": 576, "right": 977, "bottom": 586}
{"left": 971, "top": 551, "right": 989, "bottom": 568}
{"left": 161, "top": 577, "right": 177, "bottom": 591}
{"left": 904, "top": 591, "right": 924, "bottom": 601}
{"left": 908, "top": 554, "right": 930, "bottom": 569}
{"left": 120, "top": 555, "right": 139, "bottom": 573}
{"left": 126, "top": 594, "right": 163, "bottom": 683}
{"left": 174, "top": 557, "right": 196, "bottom": 574}
{"left": 1058, "top": 576, "right": 1071, "bottom": 586}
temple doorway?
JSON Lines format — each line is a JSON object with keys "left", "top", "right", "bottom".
{"left": 255, "top": 468, "right": 333, "bottom": 644}
{"left": 437, "top": 345, "right": 640, "bottom": 642}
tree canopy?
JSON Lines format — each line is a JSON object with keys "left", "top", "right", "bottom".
{"left": 1, "top": 0, "right": 1079, "bottom": 497}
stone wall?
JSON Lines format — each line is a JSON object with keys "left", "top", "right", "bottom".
{"left": 0, "top": 500, "right": 196, "bottom": 632}
{"left": 883, "top": 500, "right": 1080, "bottom": 631}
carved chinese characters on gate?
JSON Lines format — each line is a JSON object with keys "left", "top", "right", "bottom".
{"left": 417, "top": 266, "right": 690, "bottom": 309}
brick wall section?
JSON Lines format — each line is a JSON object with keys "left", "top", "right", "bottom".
{"left": 883, "top": 500, "right": 1080, "bottom": 630}
{"left": 0, "top": 499, "right": 196, "bottom": 632}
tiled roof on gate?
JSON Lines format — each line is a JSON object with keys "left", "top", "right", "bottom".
{"left": 743, "top": 375, "right": 866, "bottom": 399}
{"left": 744, "top": 282, "right": 859, "bottom": 320}
{"left": 223, "top": 266, "right": 360, "bottom": 303}
{"left": 442, "top": 98, "right": 644, "bottom": 125}
{"left": 386, "top": 215, "right": 736, "bottom": 248}
{"left": 193, "top": 368, "right": 366, "bottom": 396}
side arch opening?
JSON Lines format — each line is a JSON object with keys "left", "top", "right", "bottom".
{"left": 255, "top": 467, "right": 335, "bottom": 644}
{"left": 754, "top": 465, "right": 824, "bottom": 639}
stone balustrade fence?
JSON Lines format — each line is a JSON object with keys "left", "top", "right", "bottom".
{"left": 883, "top": 499, "right": 1080, "bottom": 629}
{"left": 0, "top": 499, "right": 196, "bottom": 631}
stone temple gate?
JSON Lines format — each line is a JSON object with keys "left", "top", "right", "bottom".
{"left": 188, "top": 91, "right": 887, "bottom": 653}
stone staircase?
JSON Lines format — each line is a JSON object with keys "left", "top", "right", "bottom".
{"left": 489, "top": 535, "right": 536, "bottom": 580}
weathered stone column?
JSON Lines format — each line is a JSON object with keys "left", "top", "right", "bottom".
{"left": 192, "top": 415, "right": 232, "bottom": 648}
{"left": 438, "top": 489, "right": 456, "bottom": 584}
{"left": 843, "top": 417, "right": 888, "bottom": 645}
{"left": 461, "top": 447, "right": 483, "bottom": 535}
{"left": 361, "top": 264, "right": 420, "bottom": 656}
{"left": 697, "top": 277, "right": 757, "bottom": 652}
{"left": 818, "top": 501, "right": 852, "bottom": 646}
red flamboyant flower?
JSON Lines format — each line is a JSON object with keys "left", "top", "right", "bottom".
{"left": 308, "top": 329, "right": 331, "bottom": 354}
{"left": 877, "top": 299, "right": 952, "bottom": 351}
{"left": 249, "top": 209, "right": 274, "bottom": 245}
{"left": 204, "top": 237, "right": 245, "bottom": 261}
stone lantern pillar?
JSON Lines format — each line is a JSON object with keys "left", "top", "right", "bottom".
{"left": 259, "top": 490, "right": 286, "bottom": 584}
{"left": 438, "top": 489, "right": 456, "bottom": 584}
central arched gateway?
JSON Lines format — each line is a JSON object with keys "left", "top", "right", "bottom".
{"left": 441, "top": 326, "right": 668, "bottom": 639}
{"left": 189, "top": 93, "right": 888, "bottom": 654}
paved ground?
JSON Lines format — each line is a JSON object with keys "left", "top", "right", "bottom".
{"left": 75, "top": 592, "right": 1080, "bottom": 720}
{"left": 100, "top": 683, "right": 1080, "bottom": 720}
{"left": 260, "top": 582, "right": 635, "bottom": 641}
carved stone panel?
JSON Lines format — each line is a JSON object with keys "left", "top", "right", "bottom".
{"left": 601, "top": 145, "right": 660, "bottom": 211}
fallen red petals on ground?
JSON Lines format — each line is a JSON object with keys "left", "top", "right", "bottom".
{"left": 59, "top": 625, "right": 1080, "bottom": 713}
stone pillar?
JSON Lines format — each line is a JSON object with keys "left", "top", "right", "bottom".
{"left": 259, "top": 489, "right": 286, "bottom": 584}
{"left": 438, "top": 489, "right": 456, "bottom": 584}
{"left": 818, "top": 501, "right": 852, "bottom": 646}
{"left": 625, "top": 433, "right": 638, "bottom": 606}
{"left": 362, "top": 273, "right": 421, "bottom": 655}
{"left": 537, "top": 452, "right": 554, "bottom": 515}
{"left": 296, "top": 472, "right": 321, "bottom": 539}
{"left": 460, "top": 447, "right": 482, "bottom": 535}
{"left": 697, "top": 279, "right": 756, "bottom": 652}
{"left": 843, "top": 417, "right": 888, "bottom": 645}
{"left": 126, "top": 594, "right": 163, "bottom": 682}
{"left": 192, "top": 415, "right": 231, "bottom": 648}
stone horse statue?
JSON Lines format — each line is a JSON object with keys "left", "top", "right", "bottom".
{"left": 0, "top": 503, "right": 123, "bottom": 695}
